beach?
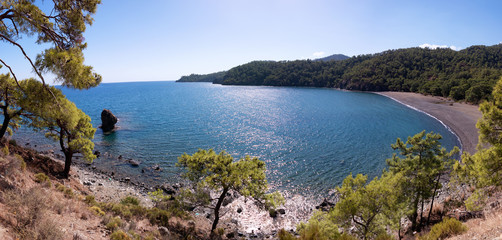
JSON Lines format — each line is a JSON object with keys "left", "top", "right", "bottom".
{"left": 377, "top": 92, "right": 482, "bottom": 154}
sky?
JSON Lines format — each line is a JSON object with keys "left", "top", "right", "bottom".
{"left": 2, "top": 0, "right": 502, "bottom": 83}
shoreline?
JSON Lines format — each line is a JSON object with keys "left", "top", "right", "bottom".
{"left": 375, "top": 92, "right": 482, "bottom": 154}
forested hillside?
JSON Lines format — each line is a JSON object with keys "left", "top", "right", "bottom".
{"left": 215, "top": 45, "right": 502, "bottom": 103}
{"left": 176, "top": 71, "right": 227, "bottom": 82}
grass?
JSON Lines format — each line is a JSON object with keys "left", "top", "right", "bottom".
{"left": 34, "top": 172, "right": 52, "bottom": 187}
{"left": 2, "top": 187, "right": 64, "bottom": 240}
{"left": 419, "top": 218, "right": 467, "bottom": 240}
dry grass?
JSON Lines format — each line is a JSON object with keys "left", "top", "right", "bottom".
{"left": 447, "top": 209, "right": 502, "bottom": 240}
{"left": 1, "top": 187, "right": 64, "bottom": 240}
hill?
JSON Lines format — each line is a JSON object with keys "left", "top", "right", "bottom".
{"left": 215, "top": 44, "right": 502, "bottom": 103}
{"left": 176, "top": 71, "right": 226, "bottom": 82}
{"left": 314, "top": 53, "right": 350, "bottom": 62}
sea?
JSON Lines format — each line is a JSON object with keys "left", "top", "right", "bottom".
{"left": 13, "top": 81, "right": 460, "bottom": 200}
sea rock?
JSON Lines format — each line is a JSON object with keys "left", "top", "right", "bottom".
{"left": 100, "top": 109, "right": 118, "bottom": 132}
{"left": 315, "top": 198, "right": 335, "bottom": 212}
{"left": 128, "top": 159, "right": 140, "bottom": 167}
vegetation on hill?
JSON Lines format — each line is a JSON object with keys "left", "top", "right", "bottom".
{"left": 207, "top": 45, "right": 502, "bottom": 103}
{"left": 176, "top": 71, "right": 227, "bottom": 82}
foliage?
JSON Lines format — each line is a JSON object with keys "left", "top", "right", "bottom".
{"left": 0, "top": 0, "right": 102, "bottom": 89}
{"left": 25, "top": 80, "right": 96, "bottom": 177}
{"left": 90, "top": 206, "right": 105, "bottom": 216}
{"left": 148, "top": 189, "right": 172, "bottom": 203}
{"left": 177, "top": 149, "right": 270, "bottom": 231}
{"left": 110, "top": 230, "right": 132, "bottom": 240}
{"left": 34, "top": 172, "right": 52, "bottom": 187}
{"left": 387, "top": 131, "right": 459, "bottom": 231}
{"left": 264, "top": 191, "right": 286, "bottom": 210}
{"left": 418, "top": 218, "right": 467, "bottom": 240}
{"left": 177, "top": 71, "right": 227, "bottom": 82}
{"left": 296, "top": 211, "right": 341, "bottom": 240}
{"left": 105, "top": 216, "right": 124, "bottom": 231}
{"left": 120, "top": 196, "right": 140, "bottom": 206}
{"left": 330, "top": 172, "right": 403, "bottom": 239}
{"left": 211, "top": 45, "right": 502, "bottom": 103}
{"left": 0, "top": 74, "right": 24, "bottom": 139}
{"left": 452, "top": 77, "right": 502, "bottom": 210}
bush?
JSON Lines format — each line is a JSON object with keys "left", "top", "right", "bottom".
{"left": 278, "top": 229, "right": 296, "bottom": 240}
{"left": 8, "top": 139, "right": 17, "bottom": 146}
{"left": 34, "top": 173, "right": 52, "bottom": 187}
{"left": 105, "top": 216, "right": 124, "bottom": 231}
{"left": 120, "top": 196, "right": 140, "bottom": 206}
{"left": 63, "top": 187, "right": 74, "bottom": 198}
{"left": 90, "top": 206, "right": 105, "bottom": 216}
{"left": 146, "top": 208, "right": 170, "bottom": 227}
{"left": 419, "top": 218, "right": 467, "bottom": 240}
{"left": 84, "top": 195, "right": 97, "bottom": 206}
{"left": 55, "top": 183, "right": 65, "bottom": 192}
{"left": 1, "top": 145, "right": 9, "bottom": 156}
{"left": 110, "top": 230, "right": 132, "bottom": 240}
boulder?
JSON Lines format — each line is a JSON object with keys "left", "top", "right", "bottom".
{"left": 100, "top": 109, "right": 118, "bottom": 132}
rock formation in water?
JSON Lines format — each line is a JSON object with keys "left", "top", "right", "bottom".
{"left": 100, "top": 109, "right": 118, "bottom": 132}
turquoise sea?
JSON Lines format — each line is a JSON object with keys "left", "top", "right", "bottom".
{"left": 15, "top": 81, "right": 460, "bottom": 198}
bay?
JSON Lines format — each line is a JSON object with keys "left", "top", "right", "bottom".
{"left": 15, "top": 81, "right": 460, "bottom": 198}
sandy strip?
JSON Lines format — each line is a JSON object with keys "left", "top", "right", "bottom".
{"left": 376, "top": 92, "right": 482, "bottom": 154}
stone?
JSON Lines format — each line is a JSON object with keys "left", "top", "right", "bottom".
{"left": 100, "top": 109, "right": 118, "bottom": 132}
{"left": 277, "top": 208, "right": 286, "bottom": 214}
{"left": 128, "top": 159, "right": 140, "bottom": 167}
{"left": 158, "top": 226, "right": 170, "bottom": 237}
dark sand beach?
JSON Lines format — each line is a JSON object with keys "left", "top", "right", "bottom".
{"left": 377, "top": 92, "right": 482, "bottom": 154}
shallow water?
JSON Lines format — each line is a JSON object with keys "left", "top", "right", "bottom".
{"left": 14, "top": 81, "right": 460, "bottom": 199}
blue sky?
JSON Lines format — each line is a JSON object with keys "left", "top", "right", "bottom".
{"left": 2, "top": 0, "right": 502, "bottom": 83}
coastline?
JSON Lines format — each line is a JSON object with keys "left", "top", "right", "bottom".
{"left": 376, "top": 92, "right": 482, "bottom": 154}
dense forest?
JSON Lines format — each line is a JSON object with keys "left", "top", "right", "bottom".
{"left": 181, "top": 45, "right": 502, "bottom": 103}
{"left": 176, "top": 71, "right": 227, "bottom": 82}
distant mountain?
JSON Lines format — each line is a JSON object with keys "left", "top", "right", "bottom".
{"left": 314, "top": 54, "right": 350, "bottom": 62}
{"left": 176, "top": 71, "right": 227, "bottom": 82}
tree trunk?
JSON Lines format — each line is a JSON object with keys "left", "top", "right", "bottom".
{"left": 411, "top": 190, "right": 420, "bottom": 231}
{"left": 0, "top": 111, "right": 10, "bottom": 140}
{"left": 211, "top": 187, "right": 229, "bottom": 237}
{"left": 427, "top": 174, "right": 441, "bottom": 225}
{"left": 62, "top": 150, "right": 73, "bottom": 178}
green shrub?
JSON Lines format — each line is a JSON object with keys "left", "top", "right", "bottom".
{"left": 120, "top": 196, "right": 140, "bottom": 206}
{"left": 105, "top": 216, "right": 124, "bottom": 231}
{"left": 297, "top": 211, "right": 341, "bottom": 240}
{"left": 84, "top": 195, "right": 97, "bottom": 206}
{"left": 375, "top": 233, "right": 395, "bottom": 240}
{"left": 1, "top": 145, "right": 9, "bottom": 156}
{"left": 146, "top": 207, "right": 170, "bottom": 227}
{"left": 55, "top": 183, "right": 65, "bottom": 192}
{"left": 34, "top": 173, "right": 52, "bottom": 187}
{"left": 419, "top": 218, "right": 467, "bottom": 240}
{"left": 278, "top": 229, "right": 296, "bottom": 240}
{"left": 8, "top": 139, "right": 17, "bottom": 146}
{"left": 63, "top": 187, "right": 74, "bottom": 198}
{"left": 148, "top": 189, "right": 171, "bottom": 204}
{"left": 110, "top": 230, "right": 132, "bottom": 240}
{"left": 90, "top": 206, "right": 105, "bottom": 216}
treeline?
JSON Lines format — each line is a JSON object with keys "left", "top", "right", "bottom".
{"left": 189, "top": 44, "right": 502, "bottom": 103}
{"left": 176, "top": 71, "right": 227, "bottom": 82}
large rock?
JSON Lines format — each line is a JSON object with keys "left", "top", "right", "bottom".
{"left": 100, "top": 109, "right": 117, "bottom": 132}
